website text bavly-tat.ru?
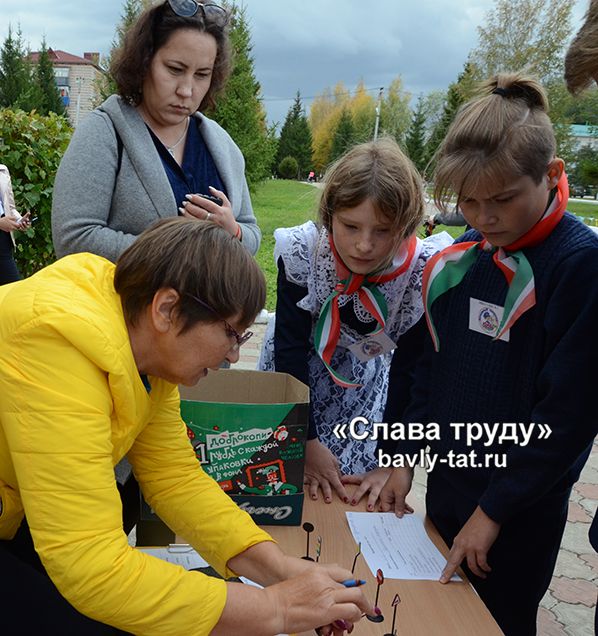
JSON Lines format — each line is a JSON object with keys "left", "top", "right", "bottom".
{"left": 332, "top": 417, "right": 552, "bottom": 473}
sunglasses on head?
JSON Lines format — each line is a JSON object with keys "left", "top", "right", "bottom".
{"left": 167, "top": 0, "right": 228, "bottom": 25}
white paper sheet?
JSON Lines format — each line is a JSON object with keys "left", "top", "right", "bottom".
{"left": 346, "top": 512, "right": 461, "bottom": 581}
{"left": 137, "top": 545, "right": 209, "bottom": 570}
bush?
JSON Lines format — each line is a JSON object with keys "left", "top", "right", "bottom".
{"left": 278, "top": 155, "right": 298, "bottom": 180}
{"left": 0, "top": 108, "right": 72, "bottom": 276}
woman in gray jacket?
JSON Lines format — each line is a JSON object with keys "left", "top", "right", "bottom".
{"left": 52, "top": 0, "right": 261, "bottom": 262}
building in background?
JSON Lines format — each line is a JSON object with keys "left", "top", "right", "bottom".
{"left": 29, "top": 49, "right": 104, "bottom": 127}
{"left": 571, "top": 124, "right": 598, "bottom": 151}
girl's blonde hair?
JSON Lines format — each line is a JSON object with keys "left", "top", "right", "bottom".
{"left": 565, "top": 0, "right": 598, "bottom": 94}
{"left": 433, "top": 72, "right": 556, "bottom": 211}
{"left": 318, "top": 137, "right": 424, "bottom": 243}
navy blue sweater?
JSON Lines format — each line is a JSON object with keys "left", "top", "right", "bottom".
{"left": 391, "top": 213, "right": 598, "bottom": 524}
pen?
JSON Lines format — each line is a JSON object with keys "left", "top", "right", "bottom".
{"left": 342, "top": 578, "right": 366, "bottom": 587}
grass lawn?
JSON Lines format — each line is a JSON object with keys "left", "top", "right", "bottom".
{"left": 253, "top": 180, "right": 319, "bottom": 310}
{"left": 251, "top": 181, "right": 598, "bottom": 311}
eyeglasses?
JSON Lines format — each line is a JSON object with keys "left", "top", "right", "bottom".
{"left": 185, "top": 293, "right": 253, "bottom": 351}
{"left": 167, "top": 0, "right": 228, "bottom": 25}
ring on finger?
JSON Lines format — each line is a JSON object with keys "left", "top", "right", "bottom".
{"left": 206, "top": 211, "right": 212, "bottom": 221}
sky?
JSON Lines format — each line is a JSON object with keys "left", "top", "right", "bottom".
{"left": 1, "top": 0, "right": 589, "bottom": 128}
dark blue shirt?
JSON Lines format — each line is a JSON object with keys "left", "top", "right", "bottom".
{"left": 147, "top": 117, "right": 226, "bottom": 210}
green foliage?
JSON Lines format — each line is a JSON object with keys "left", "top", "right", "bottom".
{"left": 405, "top": 95, "right": 427, "bottom": 172}
{"left": 570, "top": 145, "right": 598, "bottom": 188}
{"left": 0, "top": 26, "right": 32, "bottom": 109}
{"left": 96, "top": 0, "right": 149, "bottom": 103}
{"left": 278, "top": 156, "right": 299, "bottom": 179}
{"left": 565, "top": 87, "right": 598, "bottom": 125}
{"left": 424, "top": 62, "right": 478, "bottom": 172}
{"left": 252, "top": 180, "right": 319, "bottom": 309}
{"left": 34, "top": 39, "right": 65, "bottom": 116}
{"left": 0, "top": 109, "right": 72, "bottom": 276}
{"left": 471, "top": 0, "right": 575, "bottom": 83}
{"left": 379, "top": 78, "right": 412, "bottom": 146}
{"left": 330, "top": 109, "right": 355, "bottom": 162}
{"left": 210, "top": 4, "right": 276, "bottom": 190}
{"left": 0, "top": 27, "right": 67, "bottom": 116}
{"left": 276, "top": 92, "right": 312, "bottom": 179}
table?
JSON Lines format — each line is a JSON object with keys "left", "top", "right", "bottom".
{"left": 265, "top": 495, "right": 504, "bottom": 636}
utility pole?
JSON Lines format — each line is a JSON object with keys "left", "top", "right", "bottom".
{"left": 373, "top": 87, "right": 384, "bottom": 140}
{"left": 75, "top": 77, "right": 83, "bottom": 127}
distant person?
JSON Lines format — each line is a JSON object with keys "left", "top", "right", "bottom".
{"left": 0, "top": 217, "right": 372, "bottom": 635}
{"left": 308, "top": 170, "right": 316, "bottom": 183}
{"left": 565, "top": 2, "right": 598, "bottom": 632}
{"left": 52, "top": 0, "right": 260, "bottom": 262}
{"left": 379, "top": 73, "right": 598, "bottom": 636}
{"left": 0, "top": 164, "right": 31, "bottom": 285}
{"left": 259, "top": 138, "right": 451, "bottom": 506}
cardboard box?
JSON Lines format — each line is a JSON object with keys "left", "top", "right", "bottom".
{"left": 179, "top": 369, "right": 309, "bottom": 526}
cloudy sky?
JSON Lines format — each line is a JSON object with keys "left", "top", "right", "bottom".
{"left": 1, "top": 0, "right": 589, "bottom": 127}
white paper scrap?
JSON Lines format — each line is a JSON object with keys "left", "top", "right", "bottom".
{"left": 137, "top": 545, "right": 209, "bottom": 570}
{"left": 346, "top": 512, "right": 461, "bottom": 581}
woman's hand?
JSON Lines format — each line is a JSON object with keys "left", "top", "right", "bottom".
{"left": 0, "top": 215, "right": 25, "bottom": 233}
{"left": 180, "top": 186, "right": 240, "bottom": 238}
{"left": 341, "top": 467, "right": 392, "bottom": 510}
{"left": 377, "top": 467, "right": 415, "bottom": 517}
{"left": 220, "top": 543, "right": 374, "bottom": 635}
{"left": 304, "top": 439, "right": 348, "bottom": 503}
{"left": 17, "top": 212, "right": 31, "bottom": 230}
{"left": 439, "top": 506, "right": 501, "bottom": 583}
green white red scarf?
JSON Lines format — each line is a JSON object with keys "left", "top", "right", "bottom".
{"left": 422, "top": 172, "right": 569, "bottom": 351}
{"left": 314, "top": 233, "right": 418, "bottom": 388}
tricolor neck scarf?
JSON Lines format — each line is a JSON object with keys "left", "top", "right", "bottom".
{"left": 422, "top": 172, "right": 569, "bottom": 351}
{"left": 314, "top": 233, "right": 418, "bottom": 388}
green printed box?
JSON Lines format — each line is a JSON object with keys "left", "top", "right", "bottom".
{"left": 179, "top": 369, "right": 309, "bottom": 526}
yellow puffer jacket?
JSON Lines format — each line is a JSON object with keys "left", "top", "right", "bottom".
{"left": 0, "top": 254, "right": 272, "bottom": 634}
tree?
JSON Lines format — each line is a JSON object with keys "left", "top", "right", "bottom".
{"left": 405, "top": 95, "right": 427, "bottom": 172}
{"left": 350, "top": 81, "right": 376, "bottom": 143}
{"left": 96, "top": 0, "right": 148, "bottom": 102}
{"left": 275, "top": 92, "right": 313, "bottom": 179}
{"left": 210, "top": 5, "right": 276, "bottom": 188}
{"left": 565, "top": 87, "right": 598, "bottom": 126}
{"left": 33, "top": 38, "right": 65, "bottom": 116}
{"left": 471, "top": 0, "right": 575, "bottom": 83}
{"left": 330, "top": 108, "right": 355, "bottom": 162}
{"left": 0, "top": 108, "right": 72, "bottom": 275}
{"left": 278, "top": 156, "right": 299, "bottom": 180}
{"left": 0, "top": 25, "right": 33, "bottom": 109}
{"left": 569, "top": 145, "right": 598, "bottom": 190}
{"left": 424, "top": 62, "right": 479, "bottom": 170}
{"left": 310, "top": 82, "right": 348, "bottom": 171}
{"left": 379, "top": 77, "right": 412, "bottom": 146}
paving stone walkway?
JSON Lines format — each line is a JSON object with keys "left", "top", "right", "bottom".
{"left": 235, "top": 314, "right": 598, "bottom": 635}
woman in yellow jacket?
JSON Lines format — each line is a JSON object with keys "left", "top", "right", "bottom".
{"left": 0, "top": 218, "right": 371, "bottom": 635}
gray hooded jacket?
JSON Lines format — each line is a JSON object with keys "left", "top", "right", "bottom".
{"left": 52, "top": 95, "right": 261, "bottom": 261}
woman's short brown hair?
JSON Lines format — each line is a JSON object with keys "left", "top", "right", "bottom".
{"left": 565, "top": 0, "right": 598, "bottom": 94}
{"left": 318, "top": 137, "right": 424, "bottom": 243}
{"left": 114, "top": 218, "right": 265, "bottom": 333}
{"left": 433, "top": 72, "right": 556, "bottom": 211}
{"left": 110, "top": 0, "right": 232, "bottom": 109}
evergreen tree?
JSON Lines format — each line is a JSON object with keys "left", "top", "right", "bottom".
{"left": 34, "top": 38, "right": 65, "bottom": 116}
{"left": 405, "top": 95, "right": 427, "bottom": 172}
{"left": 330, "top": 108, "right": 355, "bottom": 162}
{"left": 424, "top": 62, "right": 478, "bottom": 170}
{"left": 276, "top": 92, "right": 313, "bottom": 179}
{"left": 96, "top": 0, "right": 147, "bottom": 101}
{"left": 0, "top": 25, "right": 33, "bottom": 109}
{"left": 211, "top": 5, "right": 275, "bottom": 188}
